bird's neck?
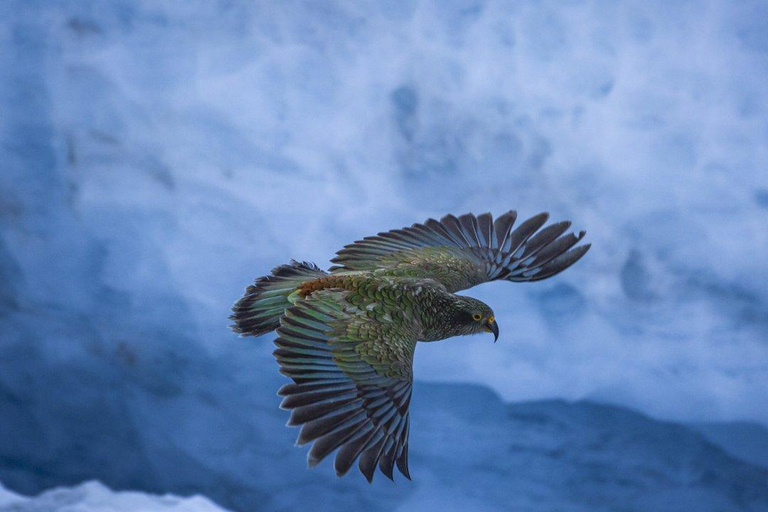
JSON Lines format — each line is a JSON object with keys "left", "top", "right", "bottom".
{"left": 417, "top": 292, "right": 473, "bottom": 342}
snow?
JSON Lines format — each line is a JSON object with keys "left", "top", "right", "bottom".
{"left": 1, "top": 0, "right": 768, "bottom": 510}
{"left": 0, "top": 486, "right": 25, "bottom": 509}
{"left": 0, "top": 482, "right": 227, "bottom": 512}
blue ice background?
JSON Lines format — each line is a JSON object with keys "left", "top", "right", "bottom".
{"left": 1, "top": 0, "right": 768, "bottom": 511}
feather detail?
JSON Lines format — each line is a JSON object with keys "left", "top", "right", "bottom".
{"left": 274, "top": 295, "right": 415, "bottom": 482}
{"left": 329, "top": 211, "right": 589, "bottom": 290}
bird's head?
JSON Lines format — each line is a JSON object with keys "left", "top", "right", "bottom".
{"left": 451, "top": 296, "right": 499, "bottom": 342}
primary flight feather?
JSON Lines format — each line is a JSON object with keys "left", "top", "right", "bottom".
{"left": 230, "top": 210, "right": 590, "bottom": 482}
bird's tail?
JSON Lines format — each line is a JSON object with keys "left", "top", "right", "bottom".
{"left": 230, "top": 260, "right": 328, "bottom": 337}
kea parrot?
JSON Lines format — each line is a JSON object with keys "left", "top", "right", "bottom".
{"left": 231, "top": 211, "right": 590, "bottom": 482}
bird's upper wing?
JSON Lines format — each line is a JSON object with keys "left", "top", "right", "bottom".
{"left": 330, "top": 211, "right": 590, "bottom": 292}
{"left": 274, "top": 290, "right": 416, "bottom": 482}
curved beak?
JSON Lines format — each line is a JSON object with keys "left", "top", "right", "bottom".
{"left": 485, "top": 318, "right": 499, "bottom": 343}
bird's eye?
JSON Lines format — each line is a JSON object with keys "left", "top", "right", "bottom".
{"left": 472, "top": 313, "right": 482, "bottom": 321}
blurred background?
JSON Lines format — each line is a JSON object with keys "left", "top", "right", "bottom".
{"left": 2, "top": 0, "right": 768, "bottom": 511}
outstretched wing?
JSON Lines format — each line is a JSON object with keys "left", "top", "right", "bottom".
{"left": 274, "top": 291, "right": 416, "bottom": 482}
{"left": 330, "top": 211, "right": 590, "bottom": 292}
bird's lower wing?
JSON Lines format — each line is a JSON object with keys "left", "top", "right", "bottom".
{"left": 274, "top": 291, "right": 416, "bottom": 482}
{"left": 329, "top": 211, "right": 590, "bottom": 292}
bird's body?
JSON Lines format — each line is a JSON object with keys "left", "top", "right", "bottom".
{"left": 231, "top": 210, "right": 590, "bottom": 482}
{"left": 295, "top": 271, "right": 492, "bottom": 342}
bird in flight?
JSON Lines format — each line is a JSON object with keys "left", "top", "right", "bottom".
{"left": 231, "top": 211, "right": 590, "bottom": 482}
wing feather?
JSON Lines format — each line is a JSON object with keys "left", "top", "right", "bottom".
{"left": 493, "top": 210, "right": 518, "bottom": 250}
{"left": 274, "top": 293, "right": 415, "bottom": 482}
{"left": 476, "top": 212, "right": 493, "bottom": 248}
{"left": 458, "top": 213, "right": 482, "bottom": 247}
{"left": 330, "top": 211, "right": 589, "bottom": 292}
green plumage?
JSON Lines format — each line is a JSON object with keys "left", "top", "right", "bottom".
{"left": 231, "top": 210, "right": 590, "bottom": 482}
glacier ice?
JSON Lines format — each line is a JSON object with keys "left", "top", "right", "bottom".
{"left": 2, "top": 0, "right": 766, "bottom": 423}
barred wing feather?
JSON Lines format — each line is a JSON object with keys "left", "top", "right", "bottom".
{"left": 330, "top": 211, "right": 590, "bottom": 292}
{"left": 274, "top": 292, "right": 415, "bottom": 482}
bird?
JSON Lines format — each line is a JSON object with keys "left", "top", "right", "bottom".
{"left": 230, "top": 210, "right": 590, "bottom": 482}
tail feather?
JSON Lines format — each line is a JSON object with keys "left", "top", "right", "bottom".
{"left": 231, "top": 260, "right": 328, "bottom": 337}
